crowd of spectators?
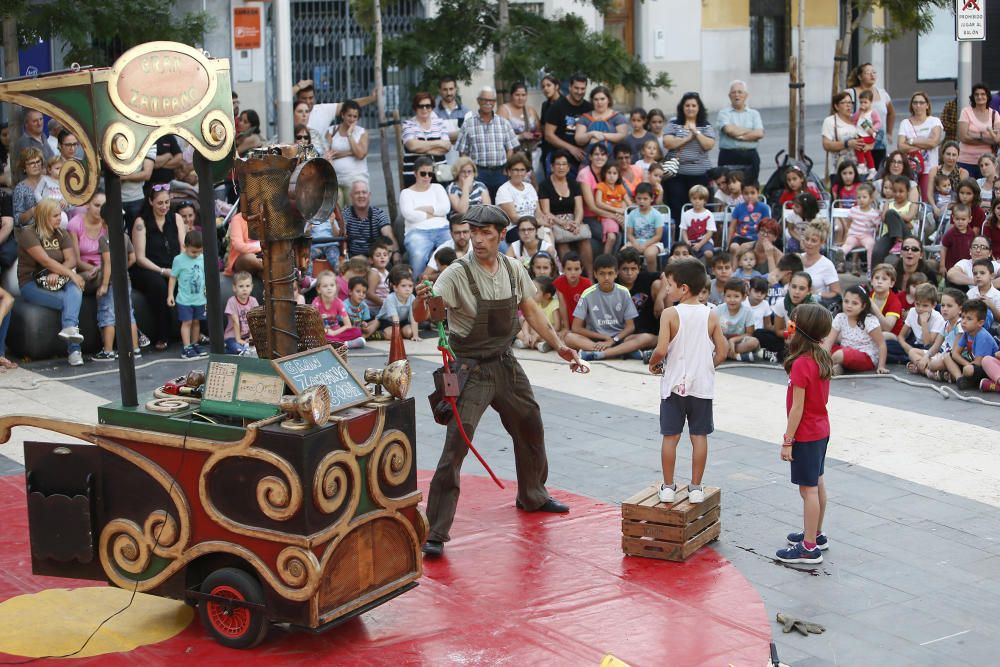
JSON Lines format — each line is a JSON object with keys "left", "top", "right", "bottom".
{"left": 2, "top": 69, "right": 1000, "bottom": 393}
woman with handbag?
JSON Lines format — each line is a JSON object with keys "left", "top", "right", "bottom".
{"left": 540, "top": 149, "right": 590, "bottom": 276}
{"left": 958, "top": 83, "right": 1000, "bottom": 179}
{"left": 821, "top": 92, "right": 864, "bottom": 184}
{"left": 897, "top": 92, "right": 942, "bottom": 201}
{"left": 16, "top": 198, "right": 86, "bottom": 366}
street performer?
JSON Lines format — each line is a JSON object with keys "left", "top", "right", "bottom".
{"left": 414, "top": 204, "right": 583, "bottom": 558}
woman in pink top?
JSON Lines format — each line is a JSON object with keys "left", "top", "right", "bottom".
{"left": 225, "top": 212, "right": 263, "bottom": 277}
{"left": 958, "top": 83, "right": 1000, "bottom": 179}
{"left": 67, "top": 190, "right": 107, "bottom": 292}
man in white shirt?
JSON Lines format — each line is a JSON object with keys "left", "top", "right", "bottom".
{"left": 293, "top": 79, "right": 377, "bottom": 137}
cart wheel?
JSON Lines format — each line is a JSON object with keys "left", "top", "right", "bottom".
{"left": 198, "top": 567, "right": 269, "bottom": 649}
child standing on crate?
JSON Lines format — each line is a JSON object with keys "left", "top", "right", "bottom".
{"left": 775, "top": 303, "right": 833, "bottom": 564}
{"left": 648, "top": 259, "right": 728, "bottom": 505}
{"left": 624, "top": 183, "right": 666, "bottom": 272}
{"left": 680, "top": 184, "right": 716, "bottom": 262}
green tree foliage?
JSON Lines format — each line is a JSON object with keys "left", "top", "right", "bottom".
{"left": 862, "top": 0, "right": 953, "bottom": 43}
{"left": 6, "top": 0, "right": 212, "bottom": 68}
{"left": 383, "top": 0, "right": 670, "bottom": 94}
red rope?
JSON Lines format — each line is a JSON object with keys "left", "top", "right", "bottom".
{"left": 438, "top": 345, "right": 505, "bottom": 489}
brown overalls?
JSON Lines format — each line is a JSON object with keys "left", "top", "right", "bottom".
{"left": 425, "top": 256, "right": 551, "bottom": 542}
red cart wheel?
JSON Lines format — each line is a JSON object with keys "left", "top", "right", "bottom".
{"left": 197, "top": 567, "right": 269, "bottom": 649}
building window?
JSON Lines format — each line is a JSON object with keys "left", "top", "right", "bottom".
{"left": 750, "top": 0, "right": 788, "bottom": 73}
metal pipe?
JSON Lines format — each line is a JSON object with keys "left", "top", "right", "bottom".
{"left": 273, "top": 0, "right": 294, "bottom": 144}
{"left": 958, "top": 40, "right": 972, "bottom": 112}
{"left": 194, "top": 154, "right": 225, "bottom": 354}
{"left": 102, "top": 170, "right": 138, "bottom": 407}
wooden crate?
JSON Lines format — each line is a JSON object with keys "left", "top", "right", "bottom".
{"left": 621, "top": 485, "right": 721, "bottom": 562}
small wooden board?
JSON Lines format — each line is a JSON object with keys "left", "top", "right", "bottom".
{"left": 621, "top": 484, "right": 721, "bottom": 562}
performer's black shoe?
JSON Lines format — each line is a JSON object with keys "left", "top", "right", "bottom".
{"left": 515, "top": 497, "right": 570, "bottom": 513}
{"left": 422, "top": 540, "right": 444, "bottom": 557}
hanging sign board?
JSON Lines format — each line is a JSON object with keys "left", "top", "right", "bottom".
{"left": 956, "top": 0, "right": 986, "bottom": 41}
{"left": 234, "top": 7, "right": 263, "bottom": 49}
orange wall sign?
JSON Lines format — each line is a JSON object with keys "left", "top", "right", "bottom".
{"left": 234, "top": 7, "right": 262, "bottom": 49}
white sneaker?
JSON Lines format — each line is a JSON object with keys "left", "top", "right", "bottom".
{"left": 58, "top": 327, "right": 84, "bottom": 344}
{"left": 536, "top": 341, "right": 551, "bottom": 353}
{"left": 688, "top": 486, "right": 705, "bottom": 503}
{"left": 657, "top": 483, "right": 676, "bottom": 504}
{"left": 67, "top": 350, "right": 83, "bottom": 366}
{"left": 513, "top": 339, "right": 527, "bottom": 349}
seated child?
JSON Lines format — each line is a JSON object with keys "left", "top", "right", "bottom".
{"left": 824, "top": 286, "right": 888, "bottom": 375}
{"left": 967, "top": 257, "right": 1000, "bottom": 332}
{"left": 715, "top": 278, "right": 760, "bottom": 361}
{"left": 432, "top": 246, "right": 458, "bottom": 277}
{"left": 565, "top": 254, "right": 639, "bottom": 361}
{"left": 714, "top": 170, "right": 744, "bottom": 207}
{"left": 516, "top": 275, "right": 564, "bottom": 352}
{"left": 840, "top": 182, "right": 879, "bottom": 274}
{"left": 733, "top": 247, "right": 763, "bottom": 282}
{"left": 930, "top": 173, "right": 953, "bottom": 227}
{"left": 707, "top": 252, "right": 734, "bottom": 306}
{"left": 344, "top": 276, "right": 380, "bottom": 339}
{"left": 680, "top": 185, "right": 716, "bottom": 261}
{"left": 224, "top": 270, "right": 260, "bottom": 355}
{"left": 553, "top": 252, "right": 592, "bottom": 336}
{"left": 924, "top": 288, "right": 966, "bottom": 381}
{"left": 727, "top": 181, "right": 770, "bottom": 253}
{"left": 312, "top": 270, "right": 366, "bottom": 349}
{"left": 940, "top": 203, "right": 976, "bottom": 274}
{"left": 340, "top": 255, "right": 369, "bottom": 302}
{"left": 625, "top": 182, "right": 666, "bottom": 271}
{"left": 668, "top": 241, "right": 692, "bottom": 263}
{"left": 596, "top": 163, "right": 631, "bottom": 254}
{"left": 900, "top": 283, "right": 946, "bottom": 374}
{"left": 366, "top": 240, "right": 392, "bottom": 310}
{"left": 645, "top": 163, "right": 665, "bottom": 205}
{"left": 377, "top": 264, "right": 420, "bottom": 341}
{"left": 946, "top": 299, "right": 1000, "bottom": 390}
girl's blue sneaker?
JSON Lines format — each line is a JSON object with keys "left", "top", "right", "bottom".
{"left": 775, "top": 542, "right": 823, "bottom": 564}
{"left": 786, "top": 531, "right": 829, "bottom": 550}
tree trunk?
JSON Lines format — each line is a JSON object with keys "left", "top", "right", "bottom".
{"left": 3, "top": 17, "right": 22, "bottom": 153}
{"left": 372, "top": 0, "right": 398, "bottom": 222}
{"left": 832, "top": 0, "right": 864, "bottom": 97}
{"left": 493, "top": 0, "right": 509, "bottom": 97}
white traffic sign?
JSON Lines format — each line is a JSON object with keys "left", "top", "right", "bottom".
{"left": 956, "top": 0, "right": 986, "bottom": 41}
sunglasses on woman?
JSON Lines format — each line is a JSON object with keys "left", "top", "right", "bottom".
{"left": 901, "top": 245, "right": 921, "bottom": 252}
{"left": 417, "top": 171, "right": 433, "bottom": 177}
{"left": 152, "top": 183, "right": 171, "bottom": 192}
{"left": 296, "top": 134, "right": 310, "bottom": 140}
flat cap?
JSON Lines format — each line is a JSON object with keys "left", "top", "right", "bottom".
{"left": 463, "top": 204, "right": 510, "bottom": 229}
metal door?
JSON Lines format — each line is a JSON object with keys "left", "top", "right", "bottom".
{"left": 290, "top": 0, "right": 424, "bottom": 127}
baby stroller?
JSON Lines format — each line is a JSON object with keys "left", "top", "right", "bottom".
{"left": 762, "top": 150, "right": 830, "bottom": 206}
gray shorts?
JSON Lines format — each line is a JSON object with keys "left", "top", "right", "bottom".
{"left": 660, "top": 393, "right": 714, "bottom": 436}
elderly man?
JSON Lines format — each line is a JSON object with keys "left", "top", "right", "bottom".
{"left": 434, "top": 76, "right": 469, "bottom": 143}
{"left": 717, "top": 80, "right": 765, "bottom": 184}
{"left": 455, "top": 87, "right": 519, "bottom": 200}
{"left": 413, "top": 205, "right": 582, "bottom": 558}
{"left": 342, "top": 180, "right": 400, "bottom": 260}
{"left": 11, "top": 110, "right": 54, "bottom": 183}
{"left": 421, "top": 216, "right": 472, "bottom": 282}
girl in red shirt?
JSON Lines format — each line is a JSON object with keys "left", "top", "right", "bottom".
{"left": 776, "top": 303, "right": 833, "bottom": 565}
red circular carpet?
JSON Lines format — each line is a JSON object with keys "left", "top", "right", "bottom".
{"left": 0, "top": 471, "right": 770, "bottom": 665}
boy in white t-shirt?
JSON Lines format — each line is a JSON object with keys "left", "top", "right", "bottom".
{"left": 899, "top": 283, "right": 946, "bottom": 371}
{"left": 967, "top": 258, "right": 1000, "bottom": 332}
{"left": 648, "top": 260, "right": 728, "bottom": 505}
{"left": 745, "top": 276, "right": 773, "bottom": 330}
{"left": 679, "top": 184, "right": 716, "bottom": 261}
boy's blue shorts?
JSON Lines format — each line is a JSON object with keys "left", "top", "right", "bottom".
{"left": 789, "top": 436, "right": 829, "bottom": 487}
{"left": 176, "top": 303, "right": 206, "bottom": 322}
{"left": 660, "top": 393, "right": 714, "bottom": 436}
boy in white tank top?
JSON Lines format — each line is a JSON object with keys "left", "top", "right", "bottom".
{"left": 647, "top": 260, "right": 729, "bottom": 504}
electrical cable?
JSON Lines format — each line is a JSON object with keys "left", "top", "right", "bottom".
{"left": 0, "top": 414, "right": 194, "bottom": 664}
